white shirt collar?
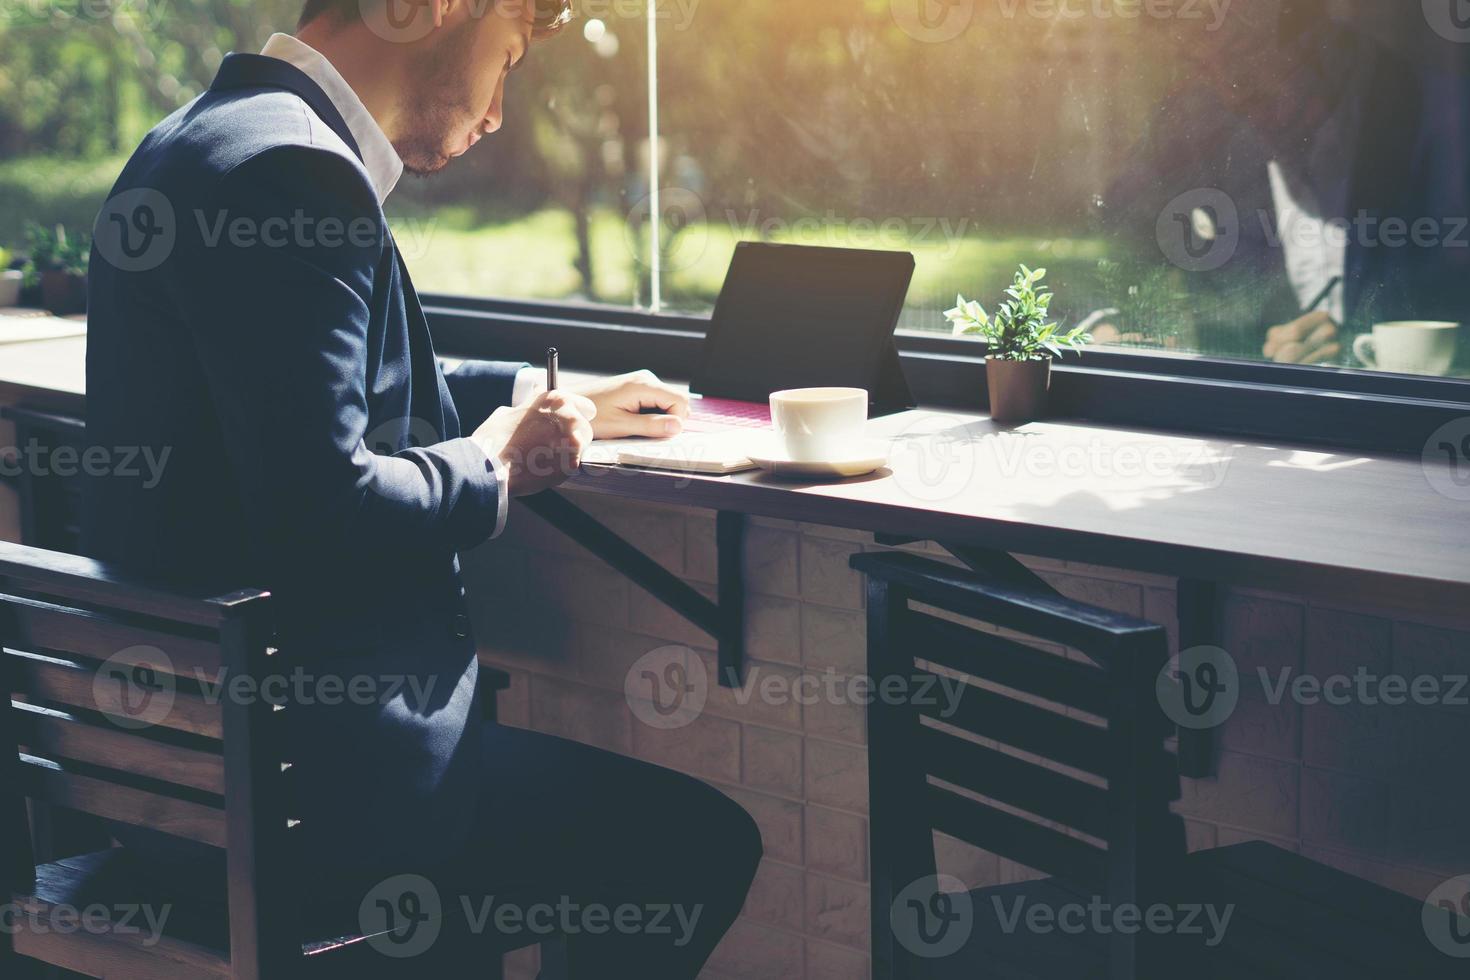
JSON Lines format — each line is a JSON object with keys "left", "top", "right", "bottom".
{"left": 260, "top": 33, "right": 403, "bottom": 203}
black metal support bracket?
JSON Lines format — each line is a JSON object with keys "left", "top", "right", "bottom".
{"left": 520, "top": 492, "right": 747, "bottom": 687}
{"left": 1175, "top": 578, "right": 1223, "bottom": 778}
{"left": 873, "top": 533, "right": 1061, "bottom": 596}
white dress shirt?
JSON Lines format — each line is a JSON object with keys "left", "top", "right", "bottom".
{"left": 1265, "top": 41, "right": 1370, "bottom": 327}
{"left": 260, "top": 33, "right": 542, "bottom": 537}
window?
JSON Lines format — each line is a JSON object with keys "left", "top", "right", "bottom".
{"left": 382, "top": 6, "right": 650, "bottom": 307}
{"left": 4, "top": 0, "right": 1469, "bottom": 387}
{"left": 650, "top": 1, "right": 1470, "bottom": 380}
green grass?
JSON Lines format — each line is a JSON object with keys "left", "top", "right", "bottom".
{"left": 0, "top": 154, "right": 128, "bottom": 249}
{"left": 0, "top": 154, "right": 1110, "bottom": 332}
{"left": 397, "top": 205, "right": 1109, "bottom": 333}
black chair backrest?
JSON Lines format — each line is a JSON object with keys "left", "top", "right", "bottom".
{"left": 0, "top": 540, "right": 288, "bottom": 979}
{"left": 850, "top": 551, "right": 1182, "bottom": 979}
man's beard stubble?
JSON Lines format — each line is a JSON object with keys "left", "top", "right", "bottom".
{"left": 394, "top": 25, "right": 483, "bottom": 176}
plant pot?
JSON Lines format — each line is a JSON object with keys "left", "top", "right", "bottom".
{"left": 40, "top": 270, "right": 86, "bottom": 317}
{"left": 985, "top": 356, "right": 1051, "bottom": 423}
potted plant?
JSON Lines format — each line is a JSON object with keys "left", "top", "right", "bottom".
{"left": 946, "top": 265, "right": 1090, "bottom": 423}
{"left": 23, "top": 223, "right": 89, "bottom": 316}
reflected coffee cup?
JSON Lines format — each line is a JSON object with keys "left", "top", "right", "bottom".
{"left": 1353, "top": 321, "right": 1459, "bottom": 376}
{"left": 769, "top": 387, "right": 868, "bottom": 463}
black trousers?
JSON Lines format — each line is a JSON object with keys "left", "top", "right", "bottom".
{"left": 347, "top": 723, "right": 764, "bottom": 978}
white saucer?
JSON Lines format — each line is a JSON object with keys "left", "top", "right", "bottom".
{"left": 745, "top": 439, "right": 889, "bottom": 479}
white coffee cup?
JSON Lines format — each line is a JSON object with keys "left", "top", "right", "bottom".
{"left": 1353, "top": 321, "right": 1459, "bottom": 376}
{"left": 769, "top": 387, "right": 868, "bottom": 462}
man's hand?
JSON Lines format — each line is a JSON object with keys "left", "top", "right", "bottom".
{"left": 569, "top": 370, "right": 690, "bottom": 440}
{"left": 1263, "top": 310, "right": 1341, "bottom": 364}
{"left": 472, "top": 390, "right": 597, "bottom": 497}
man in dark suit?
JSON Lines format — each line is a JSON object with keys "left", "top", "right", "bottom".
{"left": 84, "top": 1, "right": 760, "bottom": 974}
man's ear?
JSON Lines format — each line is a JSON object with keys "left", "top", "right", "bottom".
{"left": 434, "top": 0, "right": 445, "bottom": 28}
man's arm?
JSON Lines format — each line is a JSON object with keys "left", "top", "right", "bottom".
{"left": 440, "top": 358, "right": 529, "bottom": 424}
{"left": 177, "top": 146, "right": 508, "bottom": 555}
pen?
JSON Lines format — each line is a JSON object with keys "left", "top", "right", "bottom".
{"left": 546, "top": 347, "right": 559, "bottom": 392}
{"left": 1304, "top": 276, "right": 1342, "bottom": 315}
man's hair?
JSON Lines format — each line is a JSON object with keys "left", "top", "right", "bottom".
{"left": 300, "top": 0, "right": 573, "bottom": 39}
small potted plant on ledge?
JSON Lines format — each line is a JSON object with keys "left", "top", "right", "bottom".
{"left": 946, "top": 265, "right": 1090, "bottom": 423}
{"left": 23, "top": 223, "right": 89, "bottom": 317}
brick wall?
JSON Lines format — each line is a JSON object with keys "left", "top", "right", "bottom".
{"left": 470, "top": 490, "right": 1470, "bottom": 979}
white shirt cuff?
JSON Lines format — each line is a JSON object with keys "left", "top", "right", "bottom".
{"left": 484, "top": 443, "right": 510, "bottom": 540}
{"left": 512, "top": 366, "right": 547, "bottom": 407}
{"left": 486, "top": 367, "right": 547, "bottom": 540}
{"left": 488, "top": 367, "right": 546, "bottom": 540}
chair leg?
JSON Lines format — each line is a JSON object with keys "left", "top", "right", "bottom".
{"left": 537, "top": 937, "right": 570, "bottom": 980}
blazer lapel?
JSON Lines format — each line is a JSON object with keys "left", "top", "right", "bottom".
{"left": 392, "top": 241, "right": 461, "bottom": 440}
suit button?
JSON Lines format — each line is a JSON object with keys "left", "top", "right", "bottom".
{"left": 452, "top": 614, "right": 471, "bottom": 639}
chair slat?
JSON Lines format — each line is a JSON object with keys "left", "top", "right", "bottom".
{"left": 12, "top": 700, "right": 225, "bottom": 796}
{"left": 9, "top": 849, "right": 233, "bottom": 979}
{"left": 909, "top": 611, "right": 1109, "bottom": 715}
{"left": 851, "top": 552, "right": 1162, "bottom": 654}
{"left": 16, "top": 753, "right": 226, "bottom": 848}
{"left": 6, "top": 649, "right": 222, "bottom": 739}
{"left": 2, "top": 592, "right": 223, "bottom": 678}
{"left": 918, "top": 679, "right": 1109, "bottom": 776}
{"left": 919, "top": 724, "right": 1109, "bottom": 840}
{"left": 928, "top": 782, "right": 1106, "bottom": 889}
{"left": 12, "top": 922, "right": 231, "bottom": 979}
{"left": 0, "top": 540, "right": 265, "bottom": 628}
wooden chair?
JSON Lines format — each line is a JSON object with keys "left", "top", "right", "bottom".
{"left": 851, "top": 551, "right": 1452, "bottom": 980}
{"left": 0, "top": 540, "right": 553, "bottom": 979}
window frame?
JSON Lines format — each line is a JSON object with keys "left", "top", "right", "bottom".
{"left": 424, "top": 293, "right": 1470, "bottom": 457}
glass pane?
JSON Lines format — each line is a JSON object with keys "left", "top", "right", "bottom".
{"left": 0, "top": 1, "right": 291, "bottom": 256}
{"left": 656, "top": 0, "right": 1470, "bottom": 378}
{"left": 0, "top": 1, "right": 649, "bottom": 309}
{"left": 387, "top": 6, "right": 651, "bottom": 307}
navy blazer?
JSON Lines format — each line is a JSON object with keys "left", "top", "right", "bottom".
{"left": 84, "top": 53, "right": 525, "bottom": 874}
